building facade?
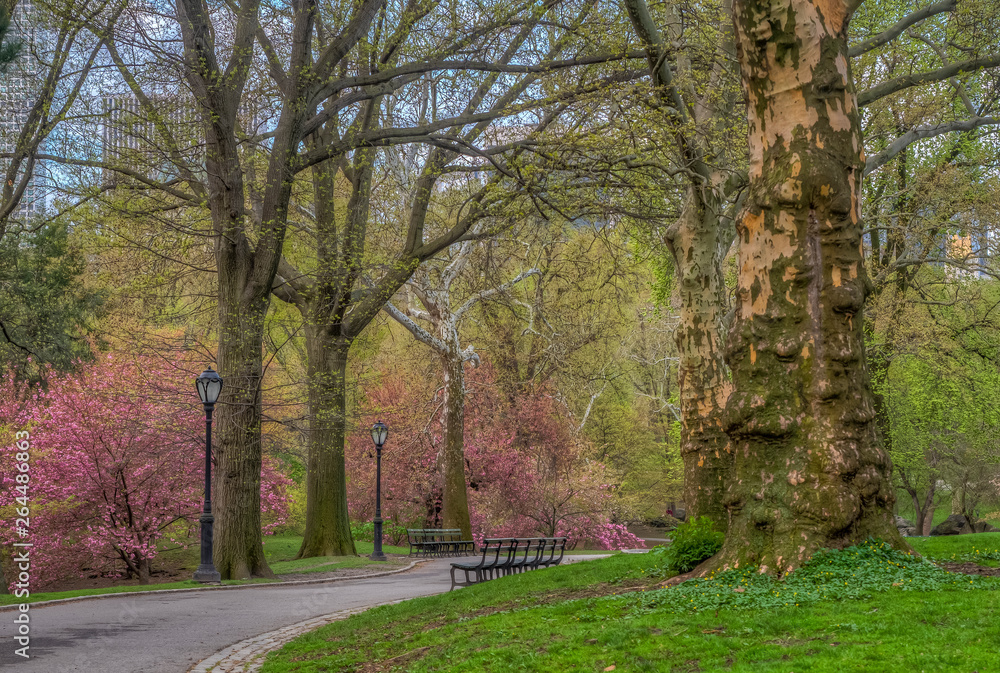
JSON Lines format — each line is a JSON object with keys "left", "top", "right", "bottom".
{"left": 0, "top": 0, "right": 43, "bottom": 217}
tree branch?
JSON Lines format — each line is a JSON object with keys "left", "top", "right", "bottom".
{"left": 382, "top": 301, "right": 448, "bottom": 353}
{"left": 454, "top": 268, "right": 541, "bottom": 320}
{"left": 864, "top": 116, "right": 1000, "bottom": 174}
{"left": 848, "top": 0, "right": 956, "bottom": 57}
{"left": 859, "top": 52, "right": 1000, "bottom": 106}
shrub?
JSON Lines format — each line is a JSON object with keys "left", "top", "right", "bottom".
{"left": 350, "top": 520, "right": 408, "bottom": 546}
{"left": 658, "top": 516, "right": 723, "bottom": 572}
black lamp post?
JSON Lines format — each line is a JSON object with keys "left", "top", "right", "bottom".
{"left": 370, "top": 421, "right": 388, "bottom": 562}
{"left": 193, "top": 367, "right": 223, "bottom": 583}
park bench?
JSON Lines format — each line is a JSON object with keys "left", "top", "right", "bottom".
{"left": 449, "top": 537, "right": 567, "bottom": 590}
{"left": 406, "top": 528, "right": 475, "bottom": 557}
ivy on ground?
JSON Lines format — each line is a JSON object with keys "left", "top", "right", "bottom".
{"left": 627, "top": 539, "right": 1000, "bottom": 615}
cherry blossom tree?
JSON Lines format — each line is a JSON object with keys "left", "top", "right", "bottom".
{"left": 345, "top": 362, "right": 642, "bottom": 550}
{"left": 0, "top": 353, "right": 291, "bottom": 588}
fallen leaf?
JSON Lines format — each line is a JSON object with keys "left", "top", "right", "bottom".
{"left": 604, "top": 667, "right": 616, "bottom": 672}
{"left": 733, "top": 586, "right": 745, "bottom": 593}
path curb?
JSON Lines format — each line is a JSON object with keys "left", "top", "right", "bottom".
{"left": 0, "top": 560, "right": 426, "bottom": 613}
{"left": 186, "top": 553, "right": 620, "bottom": 672}
{"left": 188, "top": 599, "right": 407, "bottom": 673}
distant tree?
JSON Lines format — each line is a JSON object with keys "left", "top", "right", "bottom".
{"left": 0, "top": 221, "right": 102, "bottom": 377}
{"left": 383, "top": 237, "right": 539, "bottom": 540}
{"left": 0, "top": 0, "right": 109, "bottom": 231}
{"left": 345, "top": 362, "right": 642, "bottom": 550}
{"left": 0, "top": 1, "right": 21, "bottom": 71}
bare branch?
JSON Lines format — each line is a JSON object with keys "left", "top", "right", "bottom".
{"left": 859, "top": 53, "right": 1000, "bottom": 107}
{"left": 382, "top": 301, "right": 448, "bottom": 353}
{"left": 454, "top": 268, "right": 541, "bottom": 321}
{"left": 848, "top": 0, "right": 957, "bottom": 57}
{"left": 864, "top": 116, "right": 1000, "bottom": 174}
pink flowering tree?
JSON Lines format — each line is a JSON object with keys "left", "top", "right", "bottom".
{"left": 463, "top": 374, "right": 643, "bottom": 550}
{"left": 346, "top": 372, "right": 440, "bottom": 538}
{"left": 0, "top": 353, "right": 291, "bottom": 588}
{"left": 346, "top": 362, "right": 643, "bottom": 550}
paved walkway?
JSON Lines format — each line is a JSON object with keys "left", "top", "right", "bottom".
{"left": 0, "top": 555, "right": 610, "bottom": 673}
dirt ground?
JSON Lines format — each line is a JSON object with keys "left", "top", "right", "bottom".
{"left": 939, "top": 561, "right": 1000, "bottom": 577}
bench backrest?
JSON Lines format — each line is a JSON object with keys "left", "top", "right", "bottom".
{"left": 407, "top": 528, "right": 466, "bottom": 543}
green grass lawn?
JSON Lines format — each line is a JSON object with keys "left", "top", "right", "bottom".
{"left": 0, "top": 534, "right": 412, "bottom": 607}
{"left": 261, "top": 537, "right": 1000, "bottom": 673}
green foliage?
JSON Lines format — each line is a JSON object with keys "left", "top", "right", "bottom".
{"left": 910, "top": 532, "right": 1000, "bottom": 565}
{"left": 648, "top": 250, "right": 674, "bottom": 309}
{"left": 0, "top": 222, "right": 103, "bottom": 377}
{"left": 350, "top": 519, "right": 408, "bottom": 546}
{"left": 654, "top": 516, "right": 723, "bottom": 572}
{"left": 634, "top": 539, "right": 998, "bottom": 615}
{"left": 0, "top": 3, "right": 21, "bottom": 72}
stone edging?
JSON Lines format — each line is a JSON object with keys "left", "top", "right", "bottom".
{"left": 186, "top": 553, "right": 623, "bottom": 672}
{"left": 0, "top": 560, "right": 426, "bottom": 613}
{"left": 188, "top": 599, "right": 406, "bottom": 673}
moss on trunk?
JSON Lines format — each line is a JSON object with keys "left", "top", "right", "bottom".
{"left": 213, "top": 293, "right": 274, "bottom": 580}
{"left": 712, "top": 0, "right": 906, "bottom": 574}
{"left": 297, "top": 329, "right": 358, "bottom": 559}
{"left": 667, "top": 189, "right": 734, "bottom": 530}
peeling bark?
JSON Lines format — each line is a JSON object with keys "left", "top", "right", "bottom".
{"left": 624, "top": 0, "right": 739, "bottom": 530}
{"left": 667, "top": 189, "right": 734, "bottom": 528}
{"left": 713, "top": 0, "right": 906, "bottom": 574}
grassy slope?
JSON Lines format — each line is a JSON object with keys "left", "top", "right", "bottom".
{"left": 1, "top": 535, "right": 410, "bottom": 606}
{"left": 262, "top": 535, "right": 1000, "bottom": 673}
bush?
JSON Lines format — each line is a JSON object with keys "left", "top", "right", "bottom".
{"left": 658, "top": 516, "right": 723, "bottom": 572}
{"left": 350, "top": 520, "right": 408, "bottom": 546}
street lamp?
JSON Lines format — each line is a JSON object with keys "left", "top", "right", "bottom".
{"left": 193, "top": 367, "right": 223, "bottom": 583}
{"left": 370, "top": 421, "right": 388, "bottom": 562}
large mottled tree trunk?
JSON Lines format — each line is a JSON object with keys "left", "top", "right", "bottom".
{"left": 667, "top": 187, "right": 734, "bottom": 529}
{"left": 440, "top": 350, "right": 472, "bottom": 539}
{"left": 297, "top": 327, "right": 357, "bottom": 558}
{"left": 213, "top": 285, "right": 273, "bottom": 579}
{"left": 624, "top": 0, "right": 741, "bottom": 529}
{"left": 714, "top": 0, "right": 904, "bottom": 574}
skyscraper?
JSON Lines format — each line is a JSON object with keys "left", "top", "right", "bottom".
{"left": 0, "top": 0, "right": 42, "bottom": 217}
{"left": 102, "top": 94, "right": 204, "bottom": 187}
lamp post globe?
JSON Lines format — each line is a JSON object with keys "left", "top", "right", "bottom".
{"left": 193, "top": 367, "right": 223, "bottom": 583}
{"left": 196, "top": 367, "right": 223, "bottom": 406}
{"left": 370, "top": 421, "right": 388, "bottom": 561}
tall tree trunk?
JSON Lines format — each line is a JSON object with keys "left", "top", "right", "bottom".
{"left": 440, "top": 350, "right": 472, "bottom": 539}
{"left": 213, "top": 288, "right": 274, "bottom": 579}
{"left": 715, "top": 0, "right": 904, "bottom": 573}
{"left": 298, "top": 328, "right": 357, "bottom": 558}
{"left": 667, "top": 187, "right": 733, "bottom": 530}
